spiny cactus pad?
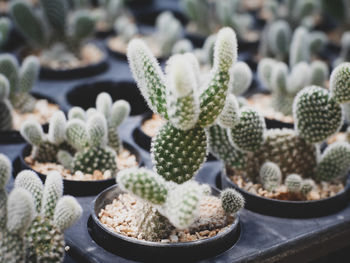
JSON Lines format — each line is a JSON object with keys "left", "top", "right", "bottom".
{"left": 220, "top": 188, "right": 244, "bottom": 214}
{"left": 293, "top": 86, "right": 342, "bottom": 143}
{"left": 285, "top": 174, "right": 302, "bottom": 193}
{"left": 315, "top": 142, "right": 350, "bottom": 181}
{"left": 117, "top": 168, "right": 168, "bottom": 205}
{"left": 151, "top": 122, "right": 207, "bottom": 183}
{"left": 228, "top": 107, "right": 266, "bottom": 152}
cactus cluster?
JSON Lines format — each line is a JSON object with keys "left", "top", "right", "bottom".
{"left": 10, "top": 0, "right": 96, "bottom": 57}
{"left": 0, "top": 54, "right": 39, "bottom": 114}
{"left": 122, "top": 27, "right": 244, "bottom": 240}
{"left": 0, "top": 157, "right": 82, "bottom": 263}
{"left": 257, "top": 58, "right": 329, "bottom": 115}
{"left": 210, "top": 62, "right": 350, "bottom": 195}
{"left": 0, "top": 17, "right": 10, "bottom": 49}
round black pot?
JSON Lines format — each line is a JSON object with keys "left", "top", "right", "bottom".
{"left": 65, "top": 80, "right": 149, "bottom": 116}
{"left": 220, "top": 167, "right": 350, "bottom": 218}
{"left": 0, "top": 92, "right": 59, "bottom": 144}
{"left": 16, "top": 45, "right": 109, "bottom": 80}
{"left": 89, "top": 184, "right": 240, "bottom": 262}
{"left": 132, "top": 112, "right": 217, "bottom": 161}
{"left": 17, "top": 142, "right": 143, "bottom": 197}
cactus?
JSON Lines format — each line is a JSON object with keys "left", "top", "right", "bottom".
{"left": 172, "top": 39, "right": 193, "bottom": 55}
{"left": 155, "top": 12, "right": 182, "bottom": 57}
{"left": 257, "top": 58, "right": 276, "bottom": 90}
{"left": 315, "top": 142, "right": 350, "bottom": 182}
{"left": 128, "top": 27, "right": 237, "bottom": 183}
{"left": 259, "top": 162, "right": 282, "bottom": 191}
{"left": 300, "top": 179, "right": 315, "bottom": 195}
{"left": 285, "top": 174, "right": 302, "bottom": 193}
{"left": 0, "top": 54, "right": 39, "bottom": 114}
{"left": 334, "top": 31, "right": 350, "bottom": 66}
{"left": 266, "top": 20, "right": 291, "bottom": 59}
{"left": 330, "top": 63, "right": 350, "bottom": 104}
{"left": 0, "top": 17, "right": 10, "bottom": 49}
{"left": 0, "top": 154, "right": 11, "bottom": 229}
{"left": 181, "top": 0, "right": 213, "bottom": 35}
{"left": 60, "top": 113, "right": 118, "bottom": 174}
{"left": 94, "top": 0, "right": 125, "bottom": 32}
{"left": 218, "top": 94, "right": 239, "bottom": 129}
{"left": 230, "top": 61, "right": 252, "bottom": 96}
{"left": 220, "top": 188, "right": 244, "bottom": 214}
{"left": 10, "top": 0, "right": 96, "bottom": 57}
{"left": 20, "top": 111, "right": 73, "bottom": 163}
{"left": 0, "top": 75, "right": 13, "bottom": 131}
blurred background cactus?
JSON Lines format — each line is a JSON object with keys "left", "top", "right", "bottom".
{"left": 0, "top": 17, "right": 10, "bottom": 49}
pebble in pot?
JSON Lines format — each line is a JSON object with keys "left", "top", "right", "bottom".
{"left": 0, "top": 153, "right": 82, "bottom": 263}
{"left": 210, "top": 62, "right": 350, "bottom": 203}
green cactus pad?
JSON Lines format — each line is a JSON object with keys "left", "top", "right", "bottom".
{"left": 151, "top": 122, "right": 207, "bottom": 183}
{"left": 293, "top": 86, "right": 342, "bottom": 143}
{"left": 330, "top": 62, "right": 350, "bottom": 104}
{"left": 259, "top": 162, "right": 282, "bottom": 191}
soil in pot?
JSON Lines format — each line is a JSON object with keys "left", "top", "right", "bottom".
{"left": 66, "top": 80, "right": 149, "bottom": 116}
{"left": 227, "top": 167, "right": 345, "bottom": 202}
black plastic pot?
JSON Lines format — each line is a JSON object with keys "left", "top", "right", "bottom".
{"left": 90, "top": 184, "right": 240, "bottom": 262}
{"left": 220, "top": 167, "right": 350, "bottom": 218}
{"left": 0, "top": 92, "right": 59, "bottom": 144}
{"left": 16, "top": 45, "right": 109, "bottom": 80}
{"left": 65, "top": 80, "right": 149, "bottom": 116}
{"left": 17, "top": 142, "right": 143, "bottom": 197}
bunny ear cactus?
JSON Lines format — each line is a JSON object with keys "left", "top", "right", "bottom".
{"left": 128, "top": 27, "right": 237, "bottom": 184}
{"left": 335, "top": 32, "right": 350, "bottom": 66}
{"left": 0, "top": 154, "right": 12, "bottom": 228}
{"left": 0, "top": 75, "right": 13, "bottom": 131}
{"left": 230, "top": 61, "right": 252, "bottom": 96}
{"left": 0, "top": 54, "right": 39, "bottom": 114}
{"left": 266, "top": 19, "right": 291, "bottom": 59}
{"left": 61, "top": 113, "right": 117, "bottom": 174}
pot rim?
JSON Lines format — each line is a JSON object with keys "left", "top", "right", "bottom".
{"left": 90, "top": 184, "right": 240, "bottom": 248}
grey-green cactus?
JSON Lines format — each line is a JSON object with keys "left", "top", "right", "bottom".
{"left": 154, "top": 11, "right": 182, "bottom": 57}
{"left": 259, "top": 162, "right": 282, "bottom": 191}
{"left": 1, "top": 169, "right": 82, "bottom": 263}
{"left": 334, "top": 31, "right": 350, "bottom": 66}
{"left": 0, "top": 154, "right": 11, "bottom": 228}
{"left": 230, "top": 61, "right": 252, "bottom": 96}
{"left": 220, "top": 188, "right": 244, "bottom": 214}
{"left": 0, "top": 17, "right": 10, "bottom": 49}
{"left": 172, "top": 39, "right": 193, "bottom": 55}
{"left": 300, "top": 179, "right": 315, "bottom": 195}
{"left": 285, "top": 174, "right": 302, "bottom": 193}
{"left": 20, "top": 111, "right": 74, "bottom": 163}
{"left": 59, "top": 113, "right": 117, "bottom": 174}
{"left": 114, "top": 16, "right": 138, "bottom": 43}
{"left": 128, "top": 27, "right": 237, "bottom": 184}
{"left": 330, "top": 62, "right": 350, "bottom": 104}
{"left": 94, "top": 0, "right": 125, "bottom": 32}
{"left": 10, "top": 0, "right": 96, "bottom": 57}
{"left": 0, "top": 54, "right": 39, "bottom": 114}
{"left": 0, "top": 75, "right": 13, "bottom": 131}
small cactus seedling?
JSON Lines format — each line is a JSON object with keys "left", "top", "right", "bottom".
{"left": 0, "top": 17, "right": 10, "bottom": 49}
{"left": 20, "top": 111, "right": 74, "bottom": 163}
{"left": 154, "top": 12, "right": 182, "bottom": 57}
{"left": 209, "top": 63, "right": 350, "bottom": 197}
{"left": 10, "top": 0, "right": 96, "bottom": 58}
{"left": 0, "top": 54, "right": 39, "bottom": 114}
{"left": 220, "top": 188, "right": 244, "bottom": 214}
{"left": 0, "top": 75, "right": 13, "bottom": 131}
{"left": 128, "top": 27, "right": 237, "bottom": 184}
{"left": 58, "top": 112, "right": 118, "bottom": 174}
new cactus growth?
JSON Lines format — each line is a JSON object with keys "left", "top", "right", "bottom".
{"left": 220, "top": 188, "right": 244, "bottom": 214}
{"left": 10, "top": 0, "right": 96, "bottom": 58}
{"left": 0, "top": 167, "right": 82, "bottom": 263}
{"left": 20, "top": 111, "right": 73, "bottom": 162}
{"left": 0, "top": 54, "right": 39, "bottom": 114}
{"left": 285, "top": 174, "right": 302, "bottom": 193}
{"left": 128, "top": 27, "right": 237, "bottom": 184}
{"left": 260, "top": 162, "right": 282, "bottom": 191}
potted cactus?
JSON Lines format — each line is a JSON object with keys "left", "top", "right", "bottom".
{"left": 212, "top": 63, "right": 350, "bottom": 218}
{"left": 19, "top": 93, "right": 142, "bottom": 196}
{"left": 0, "top": 54, "right": 59, "bottom": 143}
{"left": 10, "top": 0, "right": 108, "bottom": 79}
{"left": 107, "top": 11, "right": 186, "bottom": 61}
{"left": 90, "top": 27, "right": 243, "bottom": 261}
{"left": 0, "top": 153, "right": 82, "bottom": 262}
